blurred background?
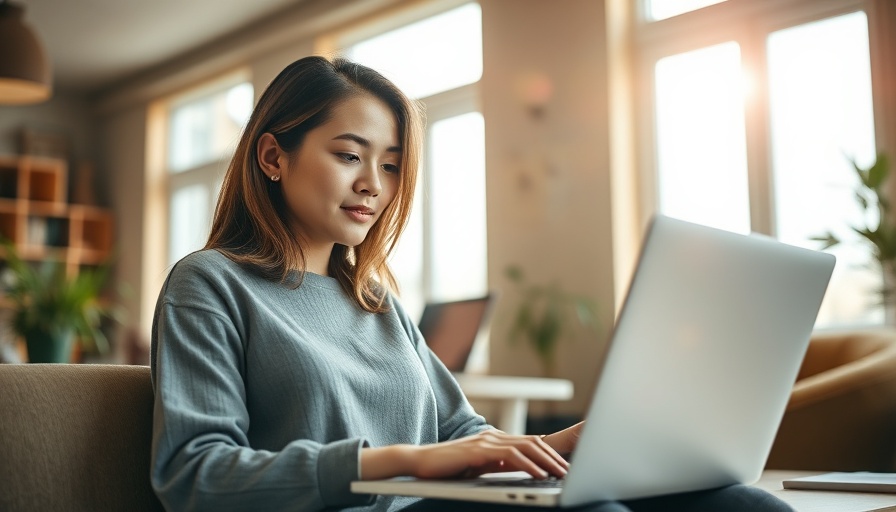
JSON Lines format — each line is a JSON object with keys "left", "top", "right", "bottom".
{"left": 0, "top": 0, "right": 894, "bottom": 423}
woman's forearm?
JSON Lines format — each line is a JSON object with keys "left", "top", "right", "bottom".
{"left": 359, "top": 445, "right": 418, "bottom": 480}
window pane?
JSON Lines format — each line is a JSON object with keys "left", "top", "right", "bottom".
{"left": 648, "top": 0, "right": 726, "bottom": 21}
{"left": 168, "top": 82, "right": 253, "bottom": 172}
{"left": 768, "top": 12, "right": 878, "bottom": 327}
{"left": 169, "top": 184, "right": 209, "bottom": 267}
{"left": 429, "top": 112, "right": 487, "bottom": 301}
{"left": 346, "top": 3, "right": 482, "bottom": 99}
{"left": 654, "top": 42, "right": 750, "bottom": 233}
{"left": 390, "top": 178, "right": 425, "bottom": 321}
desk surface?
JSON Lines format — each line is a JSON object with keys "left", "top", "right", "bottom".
{"left": 452, "top": 373, "right": 574, "bottom": 400}
{"left": 451, "top": 373, "right": 575, "bottom": 435}
{"left": 757, "top": 471, "right": 896, "bottom": 512}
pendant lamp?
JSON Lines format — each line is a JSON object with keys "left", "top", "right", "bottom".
{"left": 0, "top": 0, "right": 51, "bottom": 105}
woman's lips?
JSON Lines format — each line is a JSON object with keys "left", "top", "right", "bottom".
{"left": 341, "top": 205, "right": 375, "bottom": 222}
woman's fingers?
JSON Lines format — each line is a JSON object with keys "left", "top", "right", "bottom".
{"left": 477, "top": 431, "right": 568, "bottom": 477}
{"left": 536, "top": 435, "right": 571, "bottom": 469}
{"left": 413, "top": 431, "right": 570, "bottom": 480}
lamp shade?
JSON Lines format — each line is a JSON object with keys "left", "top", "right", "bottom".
{"left": 0, "top": 2, "right": 51, "bottom": 105}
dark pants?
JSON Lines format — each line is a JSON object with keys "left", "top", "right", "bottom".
{"left": 400, "top": 484, "right": 794, "bottom": 511}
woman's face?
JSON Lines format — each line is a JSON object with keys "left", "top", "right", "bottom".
{"left": 277, "top": 93, "right": 401, "bottom": 260}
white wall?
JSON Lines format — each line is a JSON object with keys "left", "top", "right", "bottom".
{"left": 98, "top": 105, "right": 148, "bottom": 358}
{"left": 481, "top": 0, "right": 616, "bottom": 418}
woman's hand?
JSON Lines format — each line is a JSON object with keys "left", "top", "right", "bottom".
{"left": 541, "top": 421, "right": 584, "bottom": 456}
{"left": 360, "top": 430, "right": 569, "bottom": 481}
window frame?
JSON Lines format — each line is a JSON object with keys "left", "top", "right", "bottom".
{"left": 630, "top": 0, "right": 894, "bottom": 328}
{"left": 418, "top": 83, "right": 483, "bottom": 301}
{"left": 634, "top": 0, "right": 888, "bottom": 236}
{"left": 155, "top": 69, "right": 252, "bottom": 269}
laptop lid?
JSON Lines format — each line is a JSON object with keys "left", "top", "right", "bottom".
{"left": 418, "top": 294, "right": 497, "bottom": 372}
{"left": 353, "top": 215, "right": 835, "bottom": 507}
{"left": 559, "top": 215, "right": 835, "bottom": 505}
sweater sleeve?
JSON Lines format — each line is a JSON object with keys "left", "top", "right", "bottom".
{"left": 150, "top": 266, "right": 374, "bottom": 511}
{"left": 390, "top": 296, "right": 493, "bottom": 442}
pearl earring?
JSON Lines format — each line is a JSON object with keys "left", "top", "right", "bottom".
{"left": 271, "top": 175, "right": 280, "bottom": 182}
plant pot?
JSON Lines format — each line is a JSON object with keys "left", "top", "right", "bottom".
{"left": 25, "top": 330, "right": 75, "bottom": 363}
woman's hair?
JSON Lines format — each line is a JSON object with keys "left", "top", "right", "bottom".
{"left": 205, "top": 56, "right": 423, "bottom": 313}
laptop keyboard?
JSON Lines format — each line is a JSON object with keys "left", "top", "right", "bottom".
{"left": 475, "top": 477, "right": 565, "bottom": 489}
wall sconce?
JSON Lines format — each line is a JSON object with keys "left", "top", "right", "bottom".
{"left": 0, "top": 0, "right": 52, "bottom": 105}
{"left": 515, "top": 71, "right": 554, "bottom": 121}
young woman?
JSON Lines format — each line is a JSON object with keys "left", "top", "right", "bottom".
{"left": 150, "top": 56, "right": 792, "bottom": 512}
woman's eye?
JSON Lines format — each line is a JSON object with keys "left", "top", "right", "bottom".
{"left": 337, "top": 153, "right": 360, "bottom": 163}
{"left": 382, "top": 163, "right": 400, "bottom": 174}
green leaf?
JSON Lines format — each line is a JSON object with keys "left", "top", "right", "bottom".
{"left": 810, "top": 232, "right": 841, "bottom": 250}
{"left": 851, "top": 156, "right": 872, "bottom": 188}
{"left": 505, "top": 265, "right": 524, "bottom": 283}
{"left": 867, "top": 157, "right": 887, "bottom": 190}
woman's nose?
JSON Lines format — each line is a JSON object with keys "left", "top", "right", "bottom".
{"left": 355, "top": 164, "right": 382, "bottom": 197}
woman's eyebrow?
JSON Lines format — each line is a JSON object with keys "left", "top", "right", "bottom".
{"left": 332, "top": 133, "right": 401, "bottom": 153}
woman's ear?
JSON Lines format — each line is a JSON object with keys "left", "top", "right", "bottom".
{"left": 257, "top": 133, "right": 284, "bottom": 180}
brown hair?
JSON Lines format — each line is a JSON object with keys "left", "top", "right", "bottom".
{"left": 205, "top": 56, "right": 423, "bottom": 313}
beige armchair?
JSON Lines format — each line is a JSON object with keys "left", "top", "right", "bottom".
{"left": 766, "top": 328, "right": 896, "bottom": 472}
{"left": 0, "top": 363, "right": 162, "bottom": 512}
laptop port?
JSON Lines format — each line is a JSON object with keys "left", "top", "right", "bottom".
{"left": 525, "top": 495, "right": 537, "bottom": 501}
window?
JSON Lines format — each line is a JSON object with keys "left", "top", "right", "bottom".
{"left": 345, "top": 2, "right": 482, "bottom": 99}
{"left": 647, "top": 0, "right": 727, "bottom": 21}
{"left": 767, "top": 13, "right": 878, "bottom": 325}
{"left": 654, "top": 42, "right": 750, "bottom": 234}
{"left": 335, "top": 2, "right": 487, "bottom": 320}
{"left": 164, "top": 76, "right": 253, "bottom": 267}
{"left": 637, "top": 0, "right": 881, "bottom": 328}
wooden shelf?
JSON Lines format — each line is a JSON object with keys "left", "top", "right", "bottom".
{"left": 0, "top": 155, "right": 113, "bottom": 276}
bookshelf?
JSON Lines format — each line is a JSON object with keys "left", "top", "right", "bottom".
{"left": 0, "top": 155, "right": 113, "bottom": 276}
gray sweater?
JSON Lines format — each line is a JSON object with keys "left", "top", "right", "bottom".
{"left": 150, "top": 250, "right": 491, "bottom": 511}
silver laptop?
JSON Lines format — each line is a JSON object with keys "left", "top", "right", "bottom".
{"left": 352, "top": 215, "right": 836, "bottom": 507}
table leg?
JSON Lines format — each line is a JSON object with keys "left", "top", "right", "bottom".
{"left": 497, "top": 398, "right": 529, "bottom": 435}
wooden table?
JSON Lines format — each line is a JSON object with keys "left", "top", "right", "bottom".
{"left": 452, "top": 373, "right": 574, "bottom": 435}
{"left": 756, "top": 470, "right": 896, "bottom": 512}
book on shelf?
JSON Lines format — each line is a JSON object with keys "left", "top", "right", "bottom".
{"left": 27, "top": 217, "right": 47, "bottom": 247}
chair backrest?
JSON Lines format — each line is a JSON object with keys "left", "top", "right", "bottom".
{"left": 767, "top": 329, "right": 896, "bottom": 472}
{"left": 0, "top": 363, "right": 163, "bottom": 512}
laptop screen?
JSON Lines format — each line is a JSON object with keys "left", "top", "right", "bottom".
{"left": 418, "top": 295, "right": 495, "bottom": 372}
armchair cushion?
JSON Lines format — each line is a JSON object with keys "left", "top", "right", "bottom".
{"left": 0, "top": 363, "right": 163, "bottom": 511}
{"left": 766, "top": 329, "right": 896, "bottom": 472}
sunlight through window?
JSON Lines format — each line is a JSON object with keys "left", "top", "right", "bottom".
{"left": 346, "top": 3, "right": 482, "bottom": 100}
{"left": 429, "top": 112, "right": 488, "bottom": 302}
{"left": 654, "top": 42, "right": 750, "bottom": 234}
{"left": 768, "top": 11, "right": 878, "bottom": 327}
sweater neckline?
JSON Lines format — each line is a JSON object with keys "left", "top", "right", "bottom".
{"left": 299, "top": 271, "right": 343, "bottom": 291}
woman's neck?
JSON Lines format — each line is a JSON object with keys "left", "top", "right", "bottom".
{"left": 303, "top": 244, "right": 334, "bottom": 276}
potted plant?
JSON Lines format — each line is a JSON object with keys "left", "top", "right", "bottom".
{"left": 505, "top": 265, "right": 599, "bottom": 377}
{"left": 1, "top": 242, "right": 113, "bottom": 363}
{"left": 813, "top": 153, "right": 895, "bottom": 306}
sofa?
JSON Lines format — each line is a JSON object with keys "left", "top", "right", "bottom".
{"left": 0, "top": 363, "right": 163, "bottom": 511}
